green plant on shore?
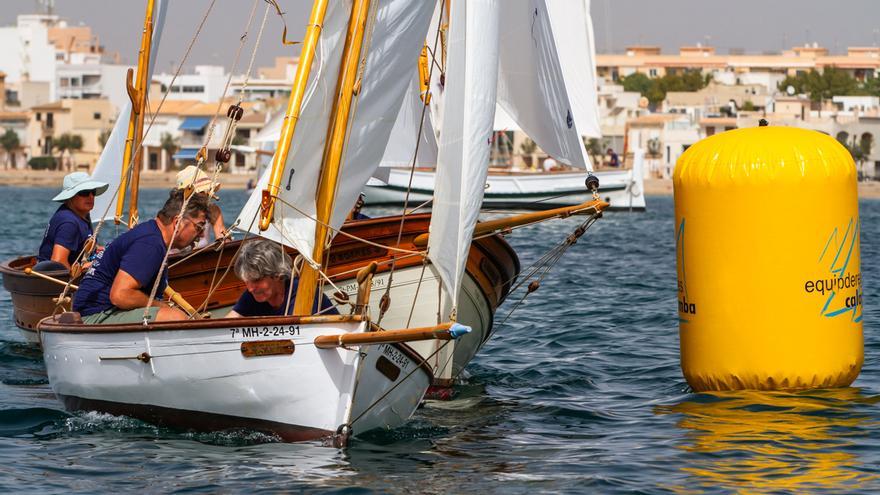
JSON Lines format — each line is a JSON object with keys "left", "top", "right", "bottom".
{"left": 0, "top": 129, "right": 20, "bottom": 170}
{"left": 620, "top": 71, "right": 711, "bottom": 107}
{"left": 53, "top": 133, "right": 83, "bottom": 171}
{"left": 98, "top": 128, "right": 112, "bottom": 149}
{"left": 160, "top": 132, "right": 179, "bottom": 167}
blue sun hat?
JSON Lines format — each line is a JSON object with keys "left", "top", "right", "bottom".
{"left": 51, "top": 172, "right": 109, "bottom": 202}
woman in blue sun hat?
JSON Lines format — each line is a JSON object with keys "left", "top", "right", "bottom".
{"left": 35, "top": 171, "right": 109, "bottom": 273}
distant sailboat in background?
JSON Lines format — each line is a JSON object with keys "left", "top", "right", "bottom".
{"left": 364, "top": 0, "right": 646, "bottom": 211}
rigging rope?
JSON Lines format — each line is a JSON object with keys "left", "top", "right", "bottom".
{"left": 488, "top": 213, "right": 601, "bottom": 341}
{"left": 54, "top": 0, "right": 219, "bottom": 313}
{"left": 142, "top": 0, "right": 276, "bottom": 321}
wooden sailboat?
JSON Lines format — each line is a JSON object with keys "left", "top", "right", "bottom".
{"left": 7, "top": 1, "right": 607, "bottom": 430}
{"left": 35, "top": 0, "right": 514, "bottom": 445}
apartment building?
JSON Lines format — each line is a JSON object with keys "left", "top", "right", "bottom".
{"left": 598, "top": 44, "right": 880, "bottom": 94}
{"left": 25, "top": 98, "right": 115, "bottom": 169}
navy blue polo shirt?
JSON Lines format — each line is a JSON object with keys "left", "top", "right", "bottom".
{"left": 37, "top": 205, "right": 93, "bottom": 265}
{"left": 73, "top": 219, "right": 168, "bottom": 316}
{"left": 233, "top": 277, "right": 339, "bottom": 317}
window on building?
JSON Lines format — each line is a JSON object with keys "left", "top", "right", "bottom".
{"left": 171, "top": 86, "right": 181, "bottom": 93}
{"left": 35, "top": 113, "right": 41, "bottom": 122}
{"left": 182, "top": 86, "right": 205, "bottom": 93}
{"left": 59, "top": 78, "right": 69, "bottom": 88}
{"left": 649, "top": 68, "right": 658, "bottom": 77}
{"left": 706, "top": 126, "right": 716, "bottom": 137}
{"left": 93, "top": 112, "right": 101, "bottom": 120}
{"left": 46, "top": 113, "right": 54, "bottom": 129}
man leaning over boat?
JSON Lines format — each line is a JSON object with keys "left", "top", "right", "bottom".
{"left": 72, "top": 191, "right": 211, "bottom": 324}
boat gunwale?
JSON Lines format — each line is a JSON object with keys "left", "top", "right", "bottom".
{"left": 39, "top": 312, "right": 437, "bottom": 384}
{"left": 37, "top": 313, "right": 369, "bottom": 333}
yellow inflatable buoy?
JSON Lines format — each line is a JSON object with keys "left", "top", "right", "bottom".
{"left": 674, "top": 125, "right": 862, "bottom": 391}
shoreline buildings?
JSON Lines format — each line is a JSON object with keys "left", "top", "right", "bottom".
{"left": 0, "top": 9, "right": 877, "bottom": 180}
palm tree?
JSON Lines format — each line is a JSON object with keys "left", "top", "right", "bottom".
{"left": 98, "top": 128, "right": 112, "bottom": 149}
{"left": 160, "top": 132, "right": 179, "bottom": 169}
{"left": 0, "top": 129, "right": 20, "bottom": 170}
{"left": 53, "top": 133, "right": 84, "bottom": 171}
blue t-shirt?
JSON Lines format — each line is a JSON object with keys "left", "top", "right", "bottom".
{"left": 73, "top": 219, "right": 168, "bottom": 316}
{"left": 37, "top": 205, "right": 93, "bottom": 265}
{"left": 232, "top": 277, "right": 339, "bottom": 317}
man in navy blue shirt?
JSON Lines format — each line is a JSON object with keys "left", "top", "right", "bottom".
{"left": 226, "top": 239, "right": 338, "bottom": 318}
{"left": 36, "top": 172, "right": 109, "bottom": 272}
{"left": 73, "top": 191, "right": 211, "bottom": 324}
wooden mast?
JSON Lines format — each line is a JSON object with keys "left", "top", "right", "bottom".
{"left": 259, "top": 0, "right": 330, "bottom": 231}
{"left": 116, "top": 0, "right": 156, "bottom": 227}
{"left": 293, "top": 0, "right": 373, "bottom": 315}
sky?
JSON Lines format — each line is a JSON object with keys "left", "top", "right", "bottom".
{"left": 1, "top": 0, "right": 879, "bottom": 72}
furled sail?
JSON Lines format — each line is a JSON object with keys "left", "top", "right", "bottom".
{"left": 91, "top": 0, "right": 168, "bottom": 222}
{"left": 236, "top": 0, "right": 437, "bottom": 265}
{"left": 428, "top": 0, "right": 500, "bottom": 317}
{"left": 495, "top": 0, "right": 591, "bottom": 170}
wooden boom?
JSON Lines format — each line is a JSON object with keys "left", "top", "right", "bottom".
{"left": 413, "top": 197, "right": 609, "bottom": 247}
{"left": 313, "top": 322, "right": 471, "bottom": 349}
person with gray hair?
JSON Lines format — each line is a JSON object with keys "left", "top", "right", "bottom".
{"left": 226, "top": 239, "right": 338, "bottom": 317}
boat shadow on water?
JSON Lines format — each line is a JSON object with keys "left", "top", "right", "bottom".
{"left": 655, "top": 388, "right": 880, "bottom": 493}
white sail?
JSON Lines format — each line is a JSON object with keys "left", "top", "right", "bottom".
{"left": 236, "top": 0, "right": 437, "bottom": 265}
{"left": 91, "top": 0, "right": 168, "bottom": 223}
{"left": 495, "top": 0, "right": 591, "bottom": 170}
{"left": 376, "top": 72, "right": 438, "bottom": 169}
{"left": 546, "top": 0, "right": 601, "bottom": 138}
{"left": 428, "top": 0, "right": 500, "bottom": 316}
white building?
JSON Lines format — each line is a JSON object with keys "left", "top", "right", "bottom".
{"left": 153, "top": 65, "right": 230, "bottom": 104}
{"left": 0, "top": 15, "right": 59, "bottom": 103}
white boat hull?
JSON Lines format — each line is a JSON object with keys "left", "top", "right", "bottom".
{"left": 328, "top": 263, "right": 492, "bottom": 384}
{"left": 40, "top": 318, "right": 431, "bottom": 442}
{"left": 365, "top": 167, "right": 646, "bottom": 211}
{"left": 22, "top": 261, "right": 496, "bottom": 388}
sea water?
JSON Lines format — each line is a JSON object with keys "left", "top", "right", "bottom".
{"left": 0, "top": 186, "right": 878, "bottom": 494}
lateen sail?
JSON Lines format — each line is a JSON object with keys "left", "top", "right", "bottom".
{"left": 546, "top": 0, "right": 601, "bottom": 139}
{"left": 428, "top": 0, "right": 500, "bottom": 317}
{"left": 237, "top": 0, "right": 436, "bottom": 265}
{"left": 496, "top": 0, "right": 590, "bottom": 170}
{"left": 91, "top": 0, "right": 168, "bottom": 223}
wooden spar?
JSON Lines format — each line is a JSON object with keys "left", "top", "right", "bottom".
{"left": 116, "top": 0, "right": 156, "bottom": 227}
{"left": 24, "top": 267, "right": 79, "bottom": 290}
{"left": 314, "top": 322, "right": 463, "bottom": 349}
{"left": 412, "top": 198, "right": 609, "bottom": 247}
{"left": 293, "top": 0, "right": 373, "bottom": 316}
{"left": 161, "top": 286, "right": 200, "bottom": 318}
{"left": 259, "top": 0, "right": 330, "bottom": 231}
{"left": 24, "top": 268, "right": 199, "bottom": 318}
{"left": 418, "top": 45, "right": 431, "bottom": 104}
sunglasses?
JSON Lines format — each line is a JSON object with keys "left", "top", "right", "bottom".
{"left": 183, "top": 217, "right": 207, "bottom": 234}
{"left": 75, "top": 189, "right": 96, "bottom": 197}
